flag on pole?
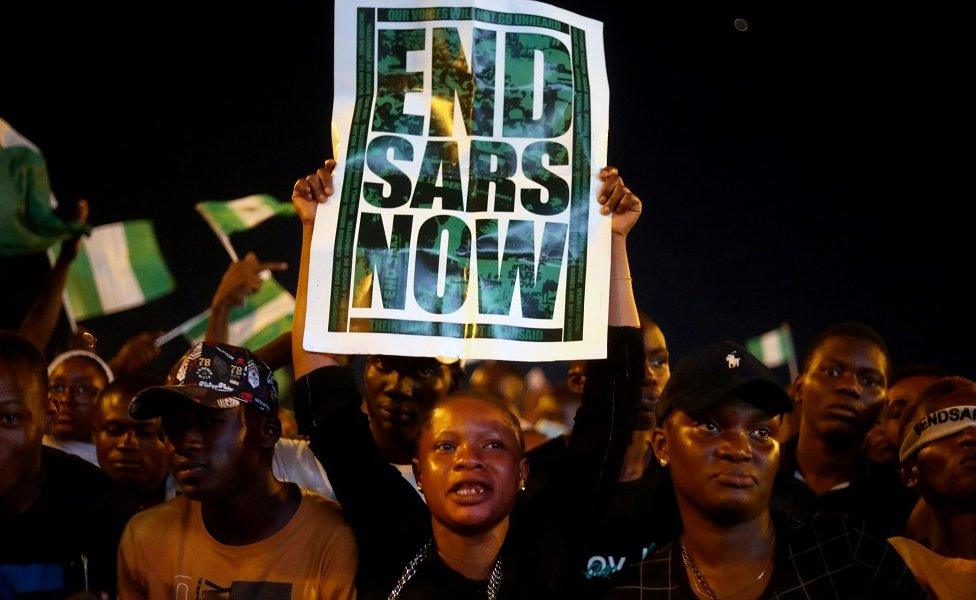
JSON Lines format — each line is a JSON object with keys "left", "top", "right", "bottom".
{"left": 52, "top": 220, "right": 175, "bottom": 322}
{"left": 0, "top": 118, "right": 89, "bottom": 255}
{"left": 195, "top": 194, "right": 295, "bottom": 260}
{"left": 181, "top": 278, "right": 294, "bottom": 349}
{"left": 745, "top": 324, "right": 798, "bottom": 379}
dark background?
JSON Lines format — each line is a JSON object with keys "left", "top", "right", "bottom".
{"left": 2, "top": 2, "right": 970, "bottom": 380}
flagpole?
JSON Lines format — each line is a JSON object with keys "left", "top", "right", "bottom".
{"left": 156, "top": 308, "right": 211, "bottom": 347}
{"left": 194, "top": 205, "right": 240, "bottom": 262}
{"left": 47, "top": 248, "right": 78, "bottom": 332}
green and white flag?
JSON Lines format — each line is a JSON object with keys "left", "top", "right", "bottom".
{"left": 182, "top": 278, "right": 295, "bottom": 349}
{"left": 51, "top": 220, "right": 175, "bottom": 322}
{"left": 1, "top": 118, "right": 89, "bottom": 255}
{"left": 196, "top": 194, "right": 295, "bottom": 260}
{"left": 746, "top": 324, "right": 797, "bottom": 377}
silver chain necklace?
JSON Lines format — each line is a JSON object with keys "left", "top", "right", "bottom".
{"left": 388, "top": 540, "right": 503, "bottom": 600}
{"left": 679, "top": 536, "right": 774, "bottom": 600}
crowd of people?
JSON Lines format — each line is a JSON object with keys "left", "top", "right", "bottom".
{"left": 2, "top": 159, "right": 974, "bottom": 599}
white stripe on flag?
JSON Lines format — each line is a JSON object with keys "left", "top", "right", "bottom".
{"left": 760, "top": 330, "right": 785, "bottom": 367}
{"left": 86, "top": 223, "right": 145, "bottom": 312}
{"left": 226, "top": 293, "right": 295, "bottom": 347}
{"left": 231, "top": 196, "right": 278, "bottom": 229}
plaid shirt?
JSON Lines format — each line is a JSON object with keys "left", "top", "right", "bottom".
{"left": 607, "top": 511, "right": 923, "bottom": 599}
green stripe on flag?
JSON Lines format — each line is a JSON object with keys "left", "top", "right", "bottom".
{"left": 183, "top": 278, "right": 294, "bottom": 349}
{"left": 745, "top": 337, "right": 764, "bottom": 362}
{"left": 244, "top": 313, "right": 294, "bottom": 350}
{"left": 745, "top": 324, "right": 795, "bottom": 369}
{"left": 198, "top": 201, "right": 248, "bottom": 234}
{"left": 196, "top": 195, "right": 295, "bottom": 237}
{"left": 124, "top": 220, "right": 175, "bottom": 302}
{"left": 63, "top": 244, "right": 103, "bottom": 320}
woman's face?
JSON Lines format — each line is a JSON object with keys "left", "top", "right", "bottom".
{"left": 48, "top": 357, "right": 108, "bottom": 441}
{"left": 654, "top": 397, "right": 780, "bottom": 525}
{"left": 415, "top": 396, "right": 527, "bottom": 535}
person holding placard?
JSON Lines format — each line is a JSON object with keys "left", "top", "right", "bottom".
{"left": 291, "top": 160, "right": 644, "bottom": 597}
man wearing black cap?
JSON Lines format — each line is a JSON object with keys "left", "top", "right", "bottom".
{"left": 117, "top": 342, "right": 357, "bottom": 600}
{"left": 610, "top": 342, "right": 921, "bottom": 598}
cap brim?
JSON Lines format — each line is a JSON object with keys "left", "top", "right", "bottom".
{"left": 129, "top": 385, "right": 242, "bottom": 420}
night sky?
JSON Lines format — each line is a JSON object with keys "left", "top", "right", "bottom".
{"left": 2, "top": 2, "right": 970, "bottom": 380}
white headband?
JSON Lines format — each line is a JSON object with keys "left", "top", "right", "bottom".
{"left": 47, "top": 350, "right": 115, "bottom": 384}
{"left": 899, "top": 405, "right": 976, "bottom": 462}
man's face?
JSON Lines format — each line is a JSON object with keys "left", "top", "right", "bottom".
{"left": 93, "top": 390, "right": 169, "bottom": 492}
{"left": 161, "top": 402, "right": 261, "bottom": 502}
{"left": 48, "top": 357, "right": 108, "bottom": 441}
{"left": 363, "top": 355, "right": 454, "bottom": 452}
{"left": 885, "top": 375, "right": 940, "bottom": 451}
{"left": 0, "top": 365, "right": 52, "bottom": 500}
{"left": 797, "top": 336, "right": 887, "bottom": 445}
{"left": 909, "top": 396, "right": 976, "bottom": 509}
{"left": 639, "top": 325, "right": 671, "bottom": 430}
{"left": 415, "top": 396, "right": 527, "bottom": 535}
{"left": 655, "top": 397, "right": 780, "bottom": 525}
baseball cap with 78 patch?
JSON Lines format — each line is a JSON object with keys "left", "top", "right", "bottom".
{"left": 129, "top": 342, "right": 278, "bottom": 419}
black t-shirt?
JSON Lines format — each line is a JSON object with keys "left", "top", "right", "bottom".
{"left": 293, "top": 327, "right": 646, "bottom": 599}
{"left": 526, "top": 437, "right": 678, "bottom": 591}
{"left": 0, "top": 447, "right": 127, "bottom": 598}
{"left": 392, "top": 550, "right": 493, "bottom": 599}
{"left": 772, "top": 437, "right": 915, "bottom": 533}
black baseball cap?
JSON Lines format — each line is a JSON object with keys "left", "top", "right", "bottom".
{"left": 656, "top": 341, "right": 793, "bottom": 421}
{"left": 130, "top": 342, "right": 279, "bottom": 419}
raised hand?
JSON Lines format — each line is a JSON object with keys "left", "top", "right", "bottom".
{"left": 109, "top": 330, "right": 165, "bottom": 376}
{"left": 598, "top": 167, "right": 643, "bottom": 237}
{"left": 58, "top": 199, "right": 90, "bottom": 264}
{"left": 292, "top": 159, "right": 337, "bottom": 226}
{"left": 211, "top": 252, "right": 288, "bottom": 311}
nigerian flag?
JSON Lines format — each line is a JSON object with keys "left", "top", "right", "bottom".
{"left": 53, "top": 220, "right": 175, "bottom": 321}
{"left": 183, "top": 278, "right": 294, "bottom": 349}
{"left": 196, "top": 194, "right": 295, "bottom": 238}
{"left": 745, "top": 324, "right": 798, "bottom": 376}
{"left": 0, "top": 118, "right": 89, "bottom": 255}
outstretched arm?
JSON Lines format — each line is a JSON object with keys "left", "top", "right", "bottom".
{"left": 291, "top": 160, "right": 347, "bottom": 377}
{"left": 556, "top": 167, "right": 645, "bottom": 537}
{"left": 19, "top": 199, "right": 88, "bottom": 350}
{"left": 289, "top": 159, "right": 430, "bottom": 586}
{"left": 600, "top": 166, "right": 641, "bottom": 328}
{"left": 204, "top": 252, "right": 287, "bottom": 344}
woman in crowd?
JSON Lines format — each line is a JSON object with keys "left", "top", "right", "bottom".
{"left": 290, "top": 160, "right": 645, "bottom": 597}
